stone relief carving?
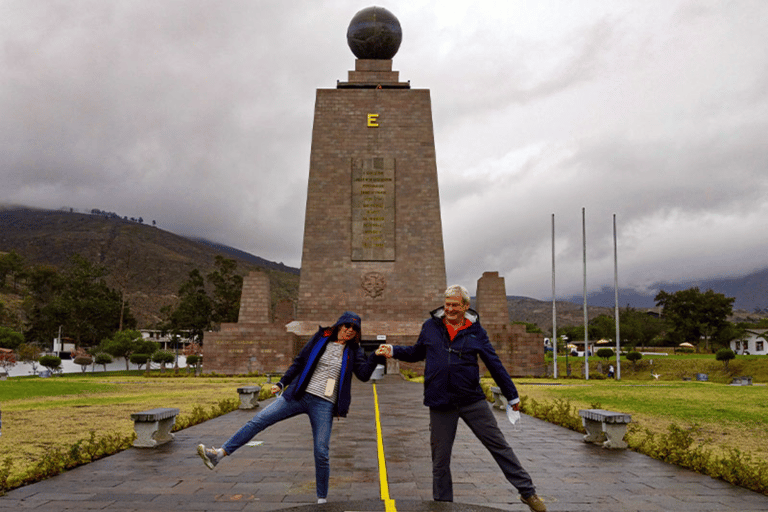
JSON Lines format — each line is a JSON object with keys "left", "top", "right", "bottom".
{"left": 361, "top": 272, "right": 386, "bottom": 298}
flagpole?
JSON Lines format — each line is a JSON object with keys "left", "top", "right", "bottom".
{"left": 583, "top": 207, "right": 589, "bottom": 380}
{"left": 552, "top": 214, "right": 557, "bottom": 379}
{"left": 614, "top": 214, "right": 621, "bottom": 381}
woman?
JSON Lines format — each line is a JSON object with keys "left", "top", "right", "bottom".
{"left": 197, "top": 311, "right": 383, "bottom": 503}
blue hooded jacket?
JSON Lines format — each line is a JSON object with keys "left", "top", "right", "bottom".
{"left": 392, "top": 307, "right": 520, "bottom": 408}
{"left": 277, "top": 311, "right": 384, "bottom": 417}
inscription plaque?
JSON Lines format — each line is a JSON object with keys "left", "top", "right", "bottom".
{"left": 352, "top": 157, "right": 395, "bottom": 260}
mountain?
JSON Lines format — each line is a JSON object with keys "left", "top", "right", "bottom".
{"left": 506, "top": 296, "right": 614, "bottom": 334}
{"left": 563, "top": 270, "right": 768, "bottom": 313}
{"left": 3, "top": 206, "right": 766, "bottom": 332}
{"left": 0, "top": 206, "right": 299, "bottom": 327}
{"left": 508, "top": 293, "right": 767, "bottom": 335}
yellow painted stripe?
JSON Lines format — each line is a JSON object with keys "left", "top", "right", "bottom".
{"left": 373, "top": 383, "right": 397, "bottom": 512}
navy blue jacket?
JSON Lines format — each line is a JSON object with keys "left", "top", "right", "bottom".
{"left": 278, "top": 312, "right": 384, "bottom": 417}
{"left": 393, "top": 307, "right": 519, "bottom": 408}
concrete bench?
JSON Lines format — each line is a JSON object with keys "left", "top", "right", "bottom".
{"left": 237, "top": 385, "right": 262, "bottom": 409}
{"left": 489, "top": 386, "right": 508, "bottom": 410}
{"left": 731, "top": 376, "right": 753, "bottom": 386}
{"left": 130, "top": 407, "right": 180, "bottom": 448}
{"left": 578, "top": 409, "right": 631, "bottom": 449}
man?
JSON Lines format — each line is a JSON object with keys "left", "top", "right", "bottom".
{"left": 376, "top": 285, "right": 546, "bottom": 512}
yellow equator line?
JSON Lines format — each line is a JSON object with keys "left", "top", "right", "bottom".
{"left": 373, "top": 383, "right": 397, "bottom": 512}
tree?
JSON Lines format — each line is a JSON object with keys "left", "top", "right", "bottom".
{"left": 24, "top": 256, "right": 137, "bottom": 347}
{"left": 152, "top": 350, "right": 176, "bottom": 373}
{"left": 618, "top": 307, "right": 666, "bottom": 349}
{"left": 94, "top": 352, "right": 113, "bottom": 372}
{"left": 596, "top": 348, "right": 615, "bottom": 361}
{"left": 655, "top": 287, "right": 734, "bottom": 351}
{"left": 626, "top": 351, "right": 642, "bottom": 368}
{"left": 716, "top": 348, "right": 735, "bottom": 369}
{"left": 588, "top": 315, "right": 615, "bottom": 342}
{"left": 16, "top": 343, "right": 43, "bottom": 374}
{"left": 0, "top": 349, "right": 17, "bottom": 374}
{"left": 100, "top": 329, "right": 157, "bottom": 371}
{"left": 207, "top": 256, "right": 243, "bottom": 325}
{"left": 74, "top": 355, "right": 93, "bottom": 373}
{"left": 185, "top": 354, "right": 201, "bottom": 374}
{"left": 39, "top": 354, "right": 62, "bottom": 374}
{"left": 0, "top": 326, "right": 24, "bottom": 350}
{"left": 129, "top": 353, "right": 151, "bottom": 370}
{"left": 0, "top": 250, "right": 25, "bottom": 291}
{"left": 167, "top": 269, "right": 212, "bottom": 340}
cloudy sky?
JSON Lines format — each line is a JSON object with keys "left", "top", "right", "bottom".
{"left": 2, "top": 0, "right": 767, "bottom": 301}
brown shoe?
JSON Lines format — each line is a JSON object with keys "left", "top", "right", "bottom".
{"left": 520, "top": 494, "right": 547, "bottom": 512}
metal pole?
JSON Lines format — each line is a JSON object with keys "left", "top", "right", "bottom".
{"left": 552, "top": 214, "right": 557, "bottom": 379}
{"left": 583, "top": 207, "right": 589, "bottom": 380}
{"left": 614, "top": 214, "right": 621, "bottom": 380}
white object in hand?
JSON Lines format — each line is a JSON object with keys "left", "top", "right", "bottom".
{"left": 506, "top": 404, "right": 522, "bottom": 431}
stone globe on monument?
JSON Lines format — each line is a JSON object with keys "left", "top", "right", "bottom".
{"left": 346, "top": 6, "right": 402, "bottom": 60}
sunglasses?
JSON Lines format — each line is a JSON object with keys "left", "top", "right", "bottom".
{"left": 341, "top": 323, "right": 359, "bottom": 330}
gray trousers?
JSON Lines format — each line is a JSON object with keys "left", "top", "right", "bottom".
{"left": 429, "top": 399, "right": 536, "bottom": 501}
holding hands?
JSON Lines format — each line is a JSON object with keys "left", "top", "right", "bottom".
{"left": 376, "top": 344, "right": 393, "bottom": 358}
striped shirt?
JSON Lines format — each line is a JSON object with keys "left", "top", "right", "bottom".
{"left": 306, "top": 342, "right": 345, "bottom": 403}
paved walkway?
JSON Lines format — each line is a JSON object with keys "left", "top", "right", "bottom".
{"left": 2, "top": 375, "right": 767, "bottom": 512}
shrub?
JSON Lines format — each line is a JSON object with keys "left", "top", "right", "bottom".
{"left": 596, "top": 348, "right": 615, "bottom": 360}
{"left": 73, "top": 355, "right": 93, "bottom": 373}
{"left": 38, "top": 355, "right": 62, "bottom": 374}
{"left": 129, "top": 353, "right": 150, "bottom": 370}
{"left": 626, "top": 351, "right": 642, "bottom": 367}
{"left": 151, "top": 350, "right": 176, "bottom": 372}
{"left": 716, "top": 348, "right": 735, "bottom": 369}
{"left": 94, "top": 353, "right": 112, "bottom": 371}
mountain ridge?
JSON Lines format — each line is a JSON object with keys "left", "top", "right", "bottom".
{"left": 2, "top": 206, "right": 765, "bottom": 332}
{"left": 0, "top": 207, "right": 299, "bottom": 327}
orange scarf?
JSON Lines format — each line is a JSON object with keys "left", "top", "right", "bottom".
{"left": 444, "top": 318, "right": 472, "bottom": 341}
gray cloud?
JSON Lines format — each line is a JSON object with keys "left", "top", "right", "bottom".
{"left": 2, "top": 0, "right": 767, "bottom": 301}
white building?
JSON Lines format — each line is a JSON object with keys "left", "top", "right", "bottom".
{"left": 139, "top": 330, "right": 194, "bottom": 351}
{"left": 730, "top": 329, "right": 768, "bottom": 355}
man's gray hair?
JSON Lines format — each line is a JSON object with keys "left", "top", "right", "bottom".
{"left": 444, "top": 284, "right": 470, "bottom": 305}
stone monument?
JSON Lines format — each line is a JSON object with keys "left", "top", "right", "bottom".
{"left": 202, "top": 271, "right": 296, "bottom": 375}
{"left": 288, "top": 6, "right": 446, "bottom": 348}
{"left": 475, "top": 272, "right": 546, "bottom": 377}
{"left": 204, "top": 8, "right": 544, "bottom": 377}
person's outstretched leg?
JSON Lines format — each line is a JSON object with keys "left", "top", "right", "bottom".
{"left": 305, "top": 395, "right": 334, "bottom": 500}
{"left": 197, "top": 395, "right": 304, "bottom": 469}
{"left": 458, "top": 400, "right": 537, "bottom": 498}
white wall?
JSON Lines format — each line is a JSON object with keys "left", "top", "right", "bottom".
{"left": 5, "top": 355, "right": 189, "bottom": 377}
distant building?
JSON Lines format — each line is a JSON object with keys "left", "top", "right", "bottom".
{"left": 730, "top": 329, "right": 767, "bottom": 355}
{"left": 139, "top": 330, "right": 194, "bottom": 352}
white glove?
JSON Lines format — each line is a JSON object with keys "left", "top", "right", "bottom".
{"left": 506, "top": 404, "right": 521, "bottom": 431}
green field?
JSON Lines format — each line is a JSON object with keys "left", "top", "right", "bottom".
{"left": 0, "top": 372, "right": 272, "bottom": 491}
{"left": 1, "top": 360, "right": 767, "bottom": 494}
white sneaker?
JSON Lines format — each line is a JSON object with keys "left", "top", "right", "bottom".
{"left": 317, "top": 498, "right": 327, "bottom": 504}
{"left": 197, "top": 444, "right": 222, "bottom": 470}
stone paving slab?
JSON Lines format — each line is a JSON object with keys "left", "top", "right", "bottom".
{"left": 1, "top": 375, "right": 767, "bottom": 511}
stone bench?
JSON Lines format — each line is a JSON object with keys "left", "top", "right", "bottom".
{"left": 578, "top": 409, "right": 631, "bottom": 449}
{"left": 237, "top": 385, "right": 262, "bottom": 409}
{"left": 731, "top": 376, "right": 753, "bottom": 386}
{"left": 130, "top": 407, "right": 180, "bottom": 448}
{"left": 489, "top": 386, "right": 508, "bottom": 410}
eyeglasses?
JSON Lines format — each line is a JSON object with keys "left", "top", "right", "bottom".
{"left": 341, "top": 323, "right": 358, "bottom": 330}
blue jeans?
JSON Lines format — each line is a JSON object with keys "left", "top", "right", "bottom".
{"left": 222, "top": 393, "right": 334, "bottom": 499}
